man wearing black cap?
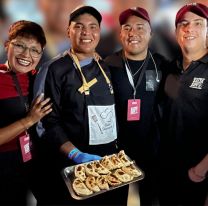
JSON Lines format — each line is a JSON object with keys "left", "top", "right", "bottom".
{"left": 159, "top": 3, "right": 208, "bottom": 206}
{"left": 33, "top": 4, "right": 128, "bottom": 206}
{"left": 105, "top": 7, "right": 168, "bottom": 206}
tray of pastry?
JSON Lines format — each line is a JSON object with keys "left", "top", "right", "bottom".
{"left": 61, "top": 150, "right": 144, "bottom": 200}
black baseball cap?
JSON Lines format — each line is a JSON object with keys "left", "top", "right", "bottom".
{"left": 69, "top": 5, "right": 102, "bottom": 25}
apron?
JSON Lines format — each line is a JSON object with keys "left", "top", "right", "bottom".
{"left": 69, "top": 51, "right": 117, "bottom": 153}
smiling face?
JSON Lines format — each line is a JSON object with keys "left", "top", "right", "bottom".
{"left": 120, "top": 15, "right": 151, "bottom": 60}
{"left": 176, "top": 11, "right": 208, "bottom": 56}
{"left": 6, "top": 36, "right": 42, "bottom": 73}
{"left": 68, "top": 13, "right": 101, "bottom": 60}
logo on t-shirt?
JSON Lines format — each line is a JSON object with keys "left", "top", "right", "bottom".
{"left": 189, "top": 77, "right": 205, "bottom": 89}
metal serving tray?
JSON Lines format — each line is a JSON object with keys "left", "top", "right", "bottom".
{"left": 61, "top": 156, "right": 145, "bottom": 200}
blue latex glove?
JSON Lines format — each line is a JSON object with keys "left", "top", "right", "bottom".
{"left": 68, "top": 148, "right": 102, "bottom": 164}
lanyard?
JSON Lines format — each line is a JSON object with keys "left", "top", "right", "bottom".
{"left": 11, "top": 72, "right": 29, "bottom": 112}
{"left": 124, "top": 51, "right": 150, "bottom": 99}
{"left": 69, "top": 50, "right": 113, "bottom": 95}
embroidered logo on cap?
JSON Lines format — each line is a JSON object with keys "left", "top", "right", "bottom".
{"left": 186, "top": 3, "right": 197, "bottom": 6}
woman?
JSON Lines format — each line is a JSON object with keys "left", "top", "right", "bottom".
{"left": 0, "top": 20, "right": 52, "bottom": 205}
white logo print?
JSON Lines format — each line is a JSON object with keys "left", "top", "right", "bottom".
{"left": 189, "top": 77, "right": 205, "bottom": 89}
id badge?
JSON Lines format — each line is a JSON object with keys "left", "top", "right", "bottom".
{"left": 19, "top": 133, "right": 32, "bottom": 162}
{"left": 127, "top": 99, "right": 141, "bottom": 121}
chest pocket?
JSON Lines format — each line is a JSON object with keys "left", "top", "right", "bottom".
{"left": 145, "top": 70, "right": 161, "bottom": 91}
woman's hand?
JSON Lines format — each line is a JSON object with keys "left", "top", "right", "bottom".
{"left": 0, "top": 94, "right": 52, "bottom": 145}
{"left": 24, "top": 93, "right": 52, "bottom": 127}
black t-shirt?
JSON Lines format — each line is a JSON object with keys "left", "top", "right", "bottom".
{"left": 160, "top": 54, "right": 208, "bottom": 171}
{"left": 105, "top": 50, "right": 167, "bottom": 166}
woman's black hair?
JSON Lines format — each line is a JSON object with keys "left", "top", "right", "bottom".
{"left": 7, "top": 20, "right": 46, "bottom": 49}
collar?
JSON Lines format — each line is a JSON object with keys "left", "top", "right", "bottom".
{"left": 176, "top": 53, "right": 208, "bottom": 71}
{"left": 80, "top": 58, "right": 93, "bottom": 67}
{"left": 198, "top": 53, "right": 208, "bottom": 64}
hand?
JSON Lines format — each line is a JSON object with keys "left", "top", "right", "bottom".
{"left": 72, "top": 150, "right": 102, "bottom": 164}
{"left": 25, "top": 93, "right": 52, "bottom": 126}
{"left": 188, "top": 167, "right": 206, "bottom": 183}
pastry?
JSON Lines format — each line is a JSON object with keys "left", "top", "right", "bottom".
{"left": 110, "top": 154, "right": 124, "bottom": 169}
{"left": 85, "top": 163, "right": 100, "bottom": 177}
{"left": 117, "top": 150, "right": 133, "bottom": 167}
{"left": 106, "top": 173, "right": 121, "bottom": 186}
{"left": 74, "top": 165, "right": 86, "bottom": 181}
{"left": 93, "top": 161, "right": 111, "bottom": 175}
{"left": 100, "top": 156, "right": 115, "bottom": 170}
{"left": 72, "top": 178, "right": 93, "bottom": 196}
{"left": 96, "top": 175, "right": 109, "bottom": 190}
{"left": 114, "top": 169, "right": 133, "bottom": 182}
{"left": 85, "top": 176, "right": 100, "bottom": 192}
{"left": 121, "top": 164, "right": 142, "bottom": 178}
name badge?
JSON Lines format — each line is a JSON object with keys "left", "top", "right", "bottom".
{"left": 127, "top": 99, "right": 141, "bottom": 121}
{"left": 19, "top": 133, "right": 32, "bottom": 162}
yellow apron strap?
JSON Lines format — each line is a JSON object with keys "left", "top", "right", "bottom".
{"left": 95, "top": 58, "right": 114, "bottom": 94}
{"left": 69, "top": 50, "right": 113, "bottom": 95}
{"left": 78, "top": 78, "right": 97, "bottom": 94}
{"left": 70, "top": 50, "right": 97, "bottom": 95}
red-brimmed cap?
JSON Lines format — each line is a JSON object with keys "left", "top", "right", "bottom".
{"left": 119, "top": 7, "right": 151, "bottom": 26}
{"left": 175, "top": 3, "right": 208, "bottom": 27}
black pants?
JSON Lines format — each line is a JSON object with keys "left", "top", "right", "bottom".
{"left": 137, "top": 162, "right": 159, "bottom": 206}
{"left": 159, "top": 169, "right": 208, "bottom": 206}
{"left": 0, "top": 150, "right": 32, "bottom": 206}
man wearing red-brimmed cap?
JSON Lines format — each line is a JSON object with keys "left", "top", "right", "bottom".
{"left": 159, "top": 2, "right": 208, "bottom": 206}
{"left": 105, "top": 6, "right": 169, "bottom": 206}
